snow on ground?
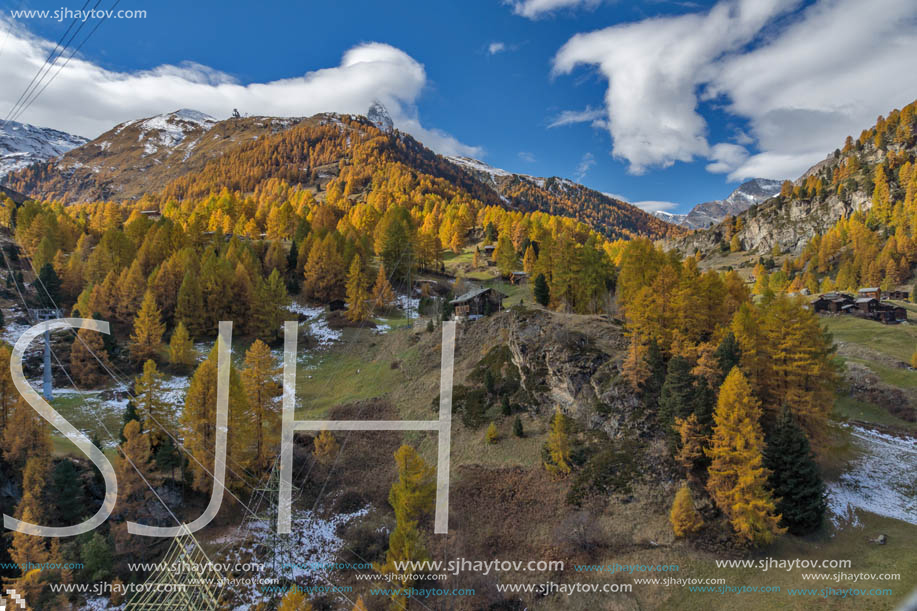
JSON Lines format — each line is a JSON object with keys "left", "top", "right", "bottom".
{"left": 159, "top": 375, "right": 190, "bottom": 416}
{"left": 214, "top": 505, "right": 369, "bottom": 608}
{"left": 287, "top": 302, "right": 342, "bottom": 346}
{"left": 395, "top": 293, "right": 419, "bottom": 314}
{"left": 827, "top": 424, "right": 917, "bottom": 527}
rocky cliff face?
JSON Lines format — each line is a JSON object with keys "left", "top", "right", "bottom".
{"left": 664, "top": 189, "right": 871, "bottom": 255}
{"left": 459, "top": 308, "right": 648, "bottom": 439}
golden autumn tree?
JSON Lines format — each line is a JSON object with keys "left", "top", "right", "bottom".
{"left": 371, "top": 264, "right": 397, "bottom": 311}
{"left": 180, "top": 346, "right": 255, "bottom": 492}
{"left": 523, "top": 244, "right": 537, "bottom": 274}
{"left": 313, "top": 429, "right": 339, "bottom": 465}
{"left": 168, "top": 321, "right": 195, "bottom": 369}
{"left": 544, "top": 407, "right": 571, "bottom": 475}
{"left": 669, "top": 484, "right": 703, "bottom": 537}
{"left": 279, "top": 588, "right": 311, "bottom": 611}
{"left": 345, "top": 255, "right": 371, "bottom": 322}
{"left": 2, "top": 397, "right": 51, "bottom": 470}
{"left": 241, "top": 339, "right": 281, "bottom": 469}
{"left": 705, "top": 368, "right": 784, "bottom": 545}
{"left": 0, "top": 342, "right": 15, "bottom": 431}
{"left": 675, "top": 413, "right": 705, "bottom": 471}
{"left": 130, "top": 290, "right": 166, "bottom": 363}
{"left": 134, "top": 359, "right": 168, "bottom": 437}
{"left": 351, "top": 596, "right": 368, "bottom": 611}
{"left": 70, "top": 326, "right": 113, "bottom": 387}
{"left": 9, "top": 457, "right": 50, "bottom": 566}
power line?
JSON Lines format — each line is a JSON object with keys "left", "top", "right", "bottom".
{"left": 2, "top": 0, "right": 93, "bottom": 125}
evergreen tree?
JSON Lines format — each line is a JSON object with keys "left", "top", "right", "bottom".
{"left": 513, "top": 416, "right": 524, "bottom": 437}
{"left": 659, "top": 357, "right": 696, "bottom": 432}
{"left": 49, "top": 459, "right": 85, "bottom": 526}
{"left": 705, "top": 368, "right": 784, "bottom": 545}
{"left": 154, "top": 434, "right": 181, "bottom": 480}
{"left": 533, "top": 272, "right": 550, "bottom": 306}
{"left": 176, "top": 270, "right": 205, "bottom": 337}
{"left": 765, "top": 408, "right": 826, "bottom": 535}
{"left": 345, "top": 255, "right": 371, "bottom": 322}
{"left": 35, "top": 262, "right": 61, "bottom": 308}
{"left": 641, "top": 338, "right": 666, "bottom": 403}
{"left": 79, "top": 532, "right": 113, "bottom": 582}
{"left": 670, "top": 484, "right": 703, "bottom": 537}
{"left": 168, "top": 321, "right": 195, "bottom": 369}
{"left": 714, "top": 332, "right": 742, "bottom": 384}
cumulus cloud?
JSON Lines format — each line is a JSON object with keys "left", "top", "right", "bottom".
{"left": 507, "top": 0, "right": 602, "bottom": 19}
{"left": 0, "top": 18, "right": 482, "bottom": 157}
{"left": 552, "top": 0, "right": 799, "bottom": 175}
{"left": 705, "top": 142, "right": 749, "bottom": 174}
{"left": 488, "top": 42, "right": 507, "bottom": 55}
{"left": 552, "top": 0, "right": 917, "bottom": 180}
{"left": 603, "top": 192, "right": 679, "bottom": 213}
{"left": 573, "top": 152, "right": 595, "bottom": 181}
{"left": 547, "top": 106, "right": 606, "bottom": 128}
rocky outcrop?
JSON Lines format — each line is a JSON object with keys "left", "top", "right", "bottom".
{"left": 664, "top": 190, "right": 871, "bottom": 255}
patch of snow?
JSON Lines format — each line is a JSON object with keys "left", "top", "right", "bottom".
{"left": 827, "top": 424, "right": 917, "bottom": 527}
{"left": 446, "top": 155, "right": 511, "bottom": 179}
{"left": 0, "top": 119, "right": 87, "bottom": 178}
{"left": 136, "top": 109, "right": 216, "bottom": 149}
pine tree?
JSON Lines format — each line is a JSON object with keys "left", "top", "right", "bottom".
{"left": 670, "top": 484, "right": 703, "bottom": 537}
{"left": 134, "top": 360, "right": 168, "bottom": 436}
{"left": 313, "top": 429, "right": 339, "bottom": 464}
{"left": 371, "top": 264, "right": 397, "bottom": 310}
{"left": 70, "top": 327, "right": 113, "bottom": 387}
{"left": 659, "top": 356, "right": 696, "bottom": 432}
{"left": 168, "top": 321, "right": 195, "bottom": 369}
{"left": 714, "top": 332, "right": 742, "bottom": 385}
{"left": 80, "top": 532, "right": 113, "bottom": 582}
{"left": 35, "top": 262, "right": 61, "bottom": 308}
{"left": 176, "top": 270, "right": 205, "bottom": 337}
{"left": 513, "top": 416, "right": 524, "bottom": 437}
{"left": 486, "top": 421, "right": 498, "bottom": 444}
{"left": 345, "top": 255, "right": 371, "bottom": 322}
{"left": 705, "top": 368, "right": 784, "bottom": 545}
{"left": 544, "top": 407, "right": 571, "bottom": 475}
{"left": 154, "top": 434, "right": 181, "bottom": 480}
{"left": 533, "top": 272, "right": 550, "bottom": 306}
{"left": 241, "top": 339, "right": 281, "bottom": 469}
{"left": 765, "top": 408, "right": 826, "bottom": 535}
{"left": 49, "top": 459, "right": 85, "bottom": 526}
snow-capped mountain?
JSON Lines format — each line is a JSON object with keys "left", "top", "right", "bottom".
{"left": 655, "top": 178, "right": 783, "bottom": 229}
{"left": 367, "top": 101, "right": 394, "bottom": 132}
{"left": 0, "top": 120, "right": 87, "bottom": 180}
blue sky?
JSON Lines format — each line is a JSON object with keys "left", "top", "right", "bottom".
{"left": 2, "top": 0, "right": 917, "bottom": 213}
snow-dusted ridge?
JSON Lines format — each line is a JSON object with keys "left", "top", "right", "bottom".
{"left": 0, "top": 120, "right": 87, "bottom": 178}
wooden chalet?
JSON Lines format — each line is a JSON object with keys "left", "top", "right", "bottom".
{"left": 858, "top": 287, "right": 882, "bottom": 300}
{"left": 450, "top": 287, "right": 506, "bottom": 318}
{"left": 884, "top": 289, "right": 910, "bottom": 301}
{"left": 811, "top": 293, "right": 854, "bottom": 314}
{"left": 510, "top": 271, "right": 529, "bottom": 285}
{"left": 812, "top": 292, "right": 906, "bottom": 324}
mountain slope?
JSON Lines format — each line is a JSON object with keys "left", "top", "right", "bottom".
{"left": 655, "top": 178, "right": 782, "bottom": 230}
{"left": 665, "top": 99, "right": 917, "bottom": 257}
{"left": 0, "top": 120, "right": 87, "bottom": 180}
{"left": 6, "top": 110, "right": 677, "bottom": 240}
{"left": 447, "top": 156, "right": 680, "bottom": 240}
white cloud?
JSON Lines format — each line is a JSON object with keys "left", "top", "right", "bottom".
{"left": 631, "top": 200, "right": 679, "bottom": 213}
{"left": 573, "top": 152, "right": 595, "bottom": 180}
{"left": 507, "top": 0, "right": 602, "bottom": 19}
{"left": 548, "top": 106, "right": 606, "bottom": 128}
{"left": 705, "top": 142, "right": 749, "bottom": 174}
{"left": 552, "top": 0, "right": 917, "bottom": 181}
{"left": 488, "top": 42, "right": 507, "bottom": 55}
{"left": 518, "top": 151, "right": 536, "bottom": 162}
{"left": 552, "top": 0, "right": 799, "bottom": 175}
{"left": 0, "top": 19, "right": 481, "bottom": 157}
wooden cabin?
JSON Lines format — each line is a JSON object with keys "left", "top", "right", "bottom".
{"left": 884, "top": 289, "right": 910, "bottom": 301}
{"left": 450, "top": 287, "right": 506, "bottom": 318}
{"left": 510, "top": 271, "right": 529, "bottom": 285}
{"left": 858, "top": 287, "right": 882, "bottom": 300}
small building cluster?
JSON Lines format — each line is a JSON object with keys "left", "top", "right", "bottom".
{"left": 811, "top": 288, "right": 908, "bottom": 324}
{"left": 450, "top": 287, "right": 506, "bottom": 320}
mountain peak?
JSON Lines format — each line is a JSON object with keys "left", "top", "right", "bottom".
{"left": 367, "top": 101, "right": 393, "bottom": 132}
{"left": 0, "top": 119, "right": 87, "bottom": 180}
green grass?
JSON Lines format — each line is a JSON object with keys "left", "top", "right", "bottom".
{"left": 823, "top": 315, "right": 917, "bottom": 363}
{"left": 833, "top": 395, "right": 917, "bottom": 431}
{"left": 295, "top": 341, "right": 404, "bottom": 418}
{"left": 844, "top": 357, "right": 917, "bottom": 389}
